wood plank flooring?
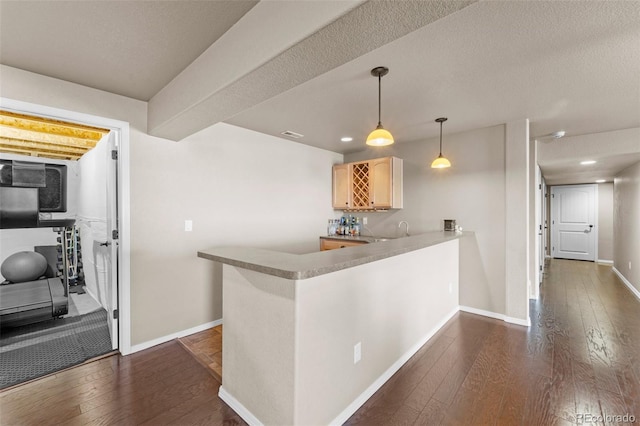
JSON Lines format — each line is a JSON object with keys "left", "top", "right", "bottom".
{"left": 0, "top": 338, "right": 244, "bottom": 425}
{"left": 344, "top": 259, "right": 640, "bottom": 425}
{"left": 1, "top": 259, "right": 638, "bottom": 425}
{"left": 178, "top": 324, "right": 223, "bottom": 382}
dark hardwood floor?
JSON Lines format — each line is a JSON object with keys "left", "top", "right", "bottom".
{"left": 345, "top": 259, "right": 640, "bottom": 425}
{"left": 0, "top": 338, "right": 244, "bottom": 425}
{"left": 1, "top": 259, "right": 638, "bottom": 425}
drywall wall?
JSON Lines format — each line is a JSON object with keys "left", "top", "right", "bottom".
{"left": 598, "top": 182, "right": 614, "bottom": 262}
{"left": 77, "top": 133, "right": 110, "bottom": 307}
{"left": 220, "top": 240, "right": 459, "bottom": 425}
{"left": 614, "top": 161, "right": 640, "bottom": 293}
{"left": 1, "top": 65, "right": 341, "bottom": 346}
{"left": 345, "top": 125, "right": 507, "bottom": 316}
{"left": 505, "top": 119, "right": 530, "bottom": 324}
{"left": 132, "top": 123, "right": 341, "bottom": 344}
{"left": 0, "top": 152, "right": 79, "bottom": 281}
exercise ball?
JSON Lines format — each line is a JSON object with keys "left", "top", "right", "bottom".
{"left": 1, "top": 251, "right": 48, "bottom": 283}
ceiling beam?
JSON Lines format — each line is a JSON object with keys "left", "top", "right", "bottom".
{"left": 148, "top": 0, "right": 476, "bottom": 141}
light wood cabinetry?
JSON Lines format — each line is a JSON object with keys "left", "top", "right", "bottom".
{"left": 332, "top": 164, "right": 350, "bottom": 209}
{"left": 320, "top": 238, "right": 368, "bottom": 251}
{"left": 332, "top": 156, "right": 402, "bottom": 211}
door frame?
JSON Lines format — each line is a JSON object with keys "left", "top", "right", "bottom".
{"left": 1, "top": 97, "right": 132, "bottom": 355}
{"left": 550, "top": 183, "right": 599, "bottom": 262}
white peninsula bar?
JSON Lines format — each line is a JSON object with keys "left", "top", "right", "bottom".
{"left": 198, "top": 231, "right": 464, "bottom": 425}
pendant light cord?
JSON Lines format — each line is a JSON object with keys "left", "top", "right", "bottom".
{"left": 438, "top": 120, "right": 443, "bottom": 156}
{"left": 377, "top": 74, "right": 382, "bottom": 127}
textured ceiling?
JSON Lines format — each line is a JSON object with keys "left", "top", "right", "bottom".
{"left": 227, "top": 1, "right": 640, "bottom": 157}
{"left": 537, "top": 128, "right": 640, "bottom": 186}
{"left": 0, "top": 0, "right": 258, "bottom": 101}
{"left": 0, "top": 0, "right": 638, "bottom": 186}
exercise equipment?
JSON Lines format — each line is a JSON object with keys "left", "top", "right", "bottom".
{"left": 0, "top": 245, "right": 68, "bottom": 327}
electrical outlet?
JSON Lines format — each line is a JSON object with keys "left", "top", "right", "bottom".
{"left": 630, "top": 261, "right": 632, "bottom": 270}
{"left": 185, "top": 220, "right": 193, "bottom": 232}
{"left": 362, "top": 217, "right": 368, "bottom": 225}
{"left": 449, "top": 282, "right": 453, "bottom": 294}
{"left": 354, "top": 342, "right": 361, "bottom": 364}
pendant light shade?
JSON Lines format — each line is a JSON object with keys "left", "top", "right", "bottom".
{"left": 431, "top": 117, "right": 451, "bottom": 169}
{"left": 366, "top": 67, "right": 394, "bottom": 146}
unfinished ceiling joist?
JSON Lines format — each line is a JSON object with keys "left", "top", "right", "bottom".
{"left": 0, "top": 110, "right": 109, "bottom": 161}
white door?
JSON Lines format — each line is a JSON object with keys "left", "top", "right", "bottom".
{"left": 105, "top": 131, "right": 119, "bottom": 349}
{"left": 540, "top": 178, "right": 547, "bottom": 284}
{"left": 551, "top": 184, "right": 597, "bottom": 261}
{"left": 535, "top": 167, "right": 542, "bottom": 290}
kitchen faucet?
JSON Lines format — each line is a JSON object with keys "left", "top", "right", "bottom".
{"left": 398, "top": 221, "right": 409, "bottom": 237}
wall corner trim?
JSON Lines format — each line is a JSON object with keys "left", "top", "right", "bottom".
{"left": 219, "top": 387, "right": 264, "bottom": 426}
{"left": 129, "top": 319, "right": 223, "bottom": 354}
{"left": 329, "top": 307, "right": 459, "bottom": 426}
{"left": 459, "top": 305, "right": 530, "bottom": 327}
{"left": 612, "top": 267, "right": 640, "bottom": 301}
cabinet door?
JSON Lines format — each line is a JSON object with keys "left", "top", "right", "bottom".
{"left": 320, "top": 239, "right": 367, "bottom": 251}
{"left": 370, "top": 157, "right": 393, "bottom": 208}
{"left": 332, "top": 164, "right": 350, "bottom": 209}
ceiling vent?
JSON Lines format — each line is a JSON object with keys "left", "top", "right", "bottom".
{"left": 281, "top": 130, "right": 304, "bottom": 139}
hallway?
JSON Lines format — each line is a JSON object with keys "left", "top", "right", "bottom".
{"left": 0, "top": 260, "right": 638, "bottom": 425}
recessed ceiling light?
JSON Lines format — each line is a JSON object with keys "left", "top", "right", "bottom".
{"left": 341, "top": 137, "right": 353, "bottom": 142}
{"left": 595, "top": 179, "right": 606, "bottom": 183}
{"left": 551, "top": 131, "right": 566, "bottom": 139}
{"left": 580, "top": 160, "right": 596, "bottom": 165}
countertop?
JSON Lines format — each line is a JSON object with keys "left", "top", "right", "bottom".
{"left": 198, "top": 231, "right": 465, "bottom": 280}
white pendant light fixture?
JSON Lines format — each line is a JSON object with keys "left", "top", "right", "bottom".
{"left": 431, "top": 117, "right": 451, "bottom": 169}
{"left": 366, "top": 66, "right": 394, "bottom": 146}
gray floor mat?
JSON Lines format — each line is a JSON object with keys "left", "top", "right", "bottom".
{"left": 0, "top": 309, "right": 112, "bottom": 389}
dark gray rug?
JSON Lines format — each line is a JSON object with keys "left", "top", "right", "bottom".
{"left": 0, "top": 309, "right": 112, "bottom": 389}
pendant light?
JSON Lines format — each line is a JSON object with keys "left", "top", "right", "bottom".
{"left": 431, "top": 117, "right": 451, "bottom": 168}
{"left": 366, "top": 66, "right": 394, "bottom": 146}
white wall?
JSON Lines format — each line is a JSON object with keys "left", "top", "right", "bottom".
{"left": 131, "top": 123, "right": 341, "bottom": 344}
{"left": 77, "top": 134, "right": 110, "bottom": 306}
{"left": 345, "top": 125, "right": 507, "bottom": 316}
{"left": 221, "top": 240, "right": 459, "bottom": 425}
{"left": 597, "top": 182, "right": 614, "bottom": 262}
{"left": 1, "top": 65, "right": 341, "bottom": 346}
{"left": 614, "top": 161, "right": 640, "bottom": 293}
{"left": 505, "top": 119, "right": 530, "bottom": 324}
{"left": 0, "top": 152, "right": 79, "bottom": 281}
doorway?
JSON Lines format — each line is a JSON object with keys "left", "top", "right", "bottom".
{"left": 550, "top": 184, "right": 598, "bottom": 261}
{"left": 0, "top": 103, "right": 129, "bottom": 388}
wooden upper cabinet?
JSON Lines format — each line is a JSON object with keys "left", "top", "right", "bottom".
{"left": 332, "top": 157, "right": 402, "bottom": 210}
{"left": 332, "top": 163, "right": 350, "bottom": 209}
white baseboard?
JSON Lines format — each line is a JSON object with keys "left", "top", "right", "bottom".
{"left": 218, "top": 387, "right": 263, "bottom": 426}
{"left": 612, "top": 267, "right": 640, "bottom": 301}
{"left": 329, "top": 307, "right": 459, "bottom": 426}
{"left": 597, "top": 259, "right": 614, "bottom": 265}
{"left": 505, "top": 315, "right": 532, "bottom": 327}
{"left": 459, "top": 305, "right": 531, "bottom": 327}
{"left": 129, "top": 319, "right": 223, "bottom": 354}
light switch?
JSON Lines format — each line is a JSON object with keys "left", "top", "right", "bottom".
{"left": 185, "top": 220, "right": 193, "bottom": 232}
